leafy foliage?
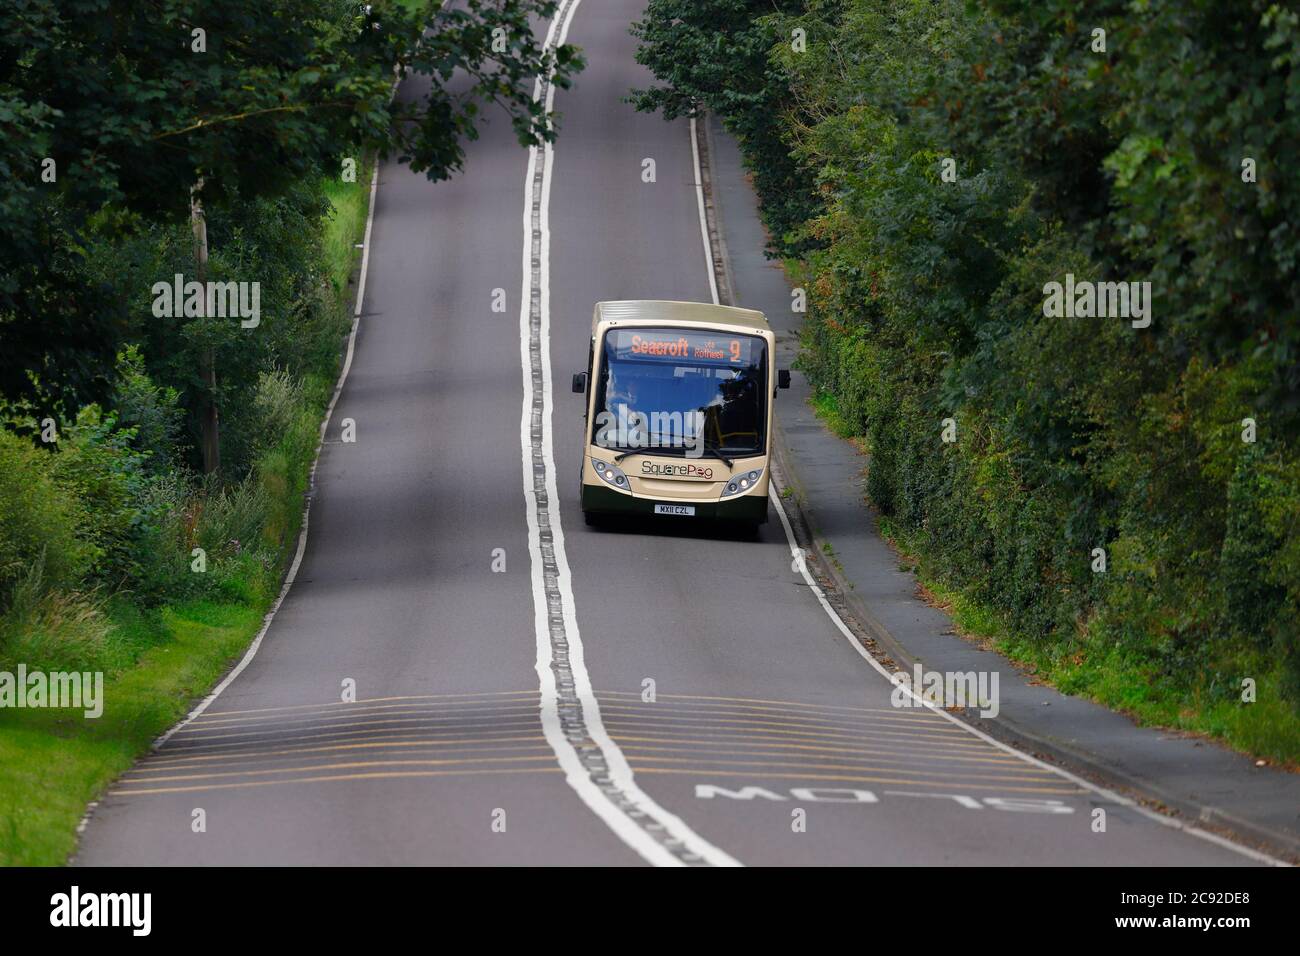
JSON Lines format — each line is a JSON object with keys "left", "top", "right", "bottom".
{"left": 1, "top": 0, "right": 582, "bottom": 418}
{"left": 630, "top": 0, "right": 818, "bottom": 257}
{"left": 634, "top": 0, "right": 1300, "bottom": 713}
{"left": 0, "top": 431, "right": 93, "bottom": 599}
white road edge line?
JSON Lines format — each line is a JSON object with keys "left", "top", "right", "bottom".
{"left": 519, "top": 1, "right": 741, "bottom": 867}
{"left": 354, "top": 161, "right": 380, "bottom": 318}
{"left": 685, "top": 116, "right": 1288, "bottom": 868}
{"left": 140, "top": 4, "right": 447, "bottom": 764}
{"left": 150, "top": 161, "right": 381, "bottom": 752}
{"left": 689, "top": 116, "right": 720, "bottom": 308}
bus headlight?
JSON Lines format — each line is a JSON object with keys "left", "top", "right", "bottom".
{"left": 591, "top": 457, "right": 629, "bottom": 491}
{"left": 721, "top": 468, "right": 763, "bottom": 498}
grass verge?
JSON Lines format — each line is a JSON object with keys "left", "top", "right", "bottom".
{"left": 809, "top": 389, "right": 859, "bottom": 441}
{"left": 877, "top": 514, "right": 1300, "bottom": 768}
{"left": 322, "top": 157, "right": 374, "bottom": 296}
{"left": 807, "top": 366, "right": 1300, "bottom": 765}
{"left": 0, "top": 602, "right": 260, "bottom": 865}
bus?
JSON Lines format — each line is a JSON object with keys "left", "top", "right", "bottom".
{"left": 572, "top": 300, "right": 790, "bottom": 527}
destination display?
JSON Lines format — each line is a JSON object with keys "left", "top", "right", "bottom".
{"left": 607, "top": 328, "right": 760, "bottom": 367}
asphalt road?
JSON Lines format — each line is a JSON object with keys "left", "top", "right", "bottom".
{"left": 76, "top": 0, "right": 1268, "bottom": 866}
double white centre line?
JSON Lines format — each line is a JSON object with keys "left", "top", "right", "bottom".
{"left": 516, "top": 0, "right": 741, "bottom": 868}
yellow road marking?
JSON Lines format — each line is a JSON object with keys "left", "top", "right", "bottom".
{"left": 130, "top": 740, "right": 554, "bottom": 771}
{"left": 183, "top": 700, "right": 542, "bottom": 731}
{"left": 614, "top": 739, "right": 1029, "bottom": 767}
{"left": 160, "top": 721, "right": 997, "bottom": 764}
{"left": 135, "top": 738, "right": 1032, "bottom": 782}
{"left": 598, "top": 697, "right": 958, "bottom": 724}
{"left": 597, "top": 691, "right": 912, "bottom": 714}
{"left": 629, "top": 767, "right": 1083, "bottom": 795}
{"left": 121, "top": 754, "right": 559, "bottom": 785}
{"left": 601, "top": 721, "right": 994, "bottom": 750}
{"left": 171, "top": 713, "right": 542, "bottom": 744}
{"left": 109, "top": 766, "right": 564, "bottom": 796}
{"left": 164, "top": 719, "right": 543, "bottom": 751}
{"left": 180, "top": 702, "right": 956, "bottom": 738}
{"left": 193, "top": 690, "right": 540, "bottom": 720}
{"left": 596, "top": 711, "right": 972, "bottom": 737}
{"left": 613, "top": 754, "right": 1064, "bottom": 783}
{"left": 596, "top": 703, "right": 962, "bottom": 731}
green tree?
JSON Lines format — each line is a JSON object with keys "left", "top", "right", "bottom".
{"left": 633, "top": 0, "right": 1300, "bottom": 716}
{"left": 1, "top": 0, "right": 583, "bottom": 461}
{"left": 629, "top": 0, "right": 817, "bottom": 258}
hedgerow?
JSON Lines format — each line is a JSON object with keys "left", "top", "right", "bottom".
{"left": 634, "top": 0, "right": 1300, "bottom": 732}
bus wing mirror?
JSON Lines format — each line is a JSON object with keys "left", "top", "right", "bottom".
{"left": 572, "top": 372, "right": 587, "bottom": 394}
{"left": 778, "top": 369, "right": 792, "bottom": 390}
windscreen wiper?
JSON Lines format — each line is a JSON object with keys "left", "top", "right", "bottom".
{"left": 613, "top": 447, "right": 652, "bottom": 464}
{"left": 697, "top": 444, "right": 735, "bottom": 468}
{"left": 613, "top": 434, "right": 677, "bottom": 463}
{"left": 612, "top": 438, "right": 736, "bottom": 469}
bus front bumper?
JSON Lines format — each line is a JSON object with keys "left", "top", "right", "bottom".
{"left": 580, "top": 484, "right": 769, "bottom": 523}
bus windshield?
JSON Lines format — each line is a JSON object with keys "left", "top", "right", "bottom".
{"left": 592, "top": 327, "right": 768, "bottom": 458}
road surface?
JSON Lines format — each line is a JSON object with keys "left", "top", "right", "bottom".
{"left": 76, "top": 0, "right": 1269, "bottom": 867}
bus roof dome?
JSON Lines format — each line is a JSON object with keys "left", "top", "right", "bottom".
{"left": 594, "top": 300, "right": 769, "bottom": 333}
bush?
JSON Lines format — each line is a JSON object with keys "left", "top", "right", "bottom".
{"left": 47, "top": 406, "right": 150, "bottom": 591}
{"left": 193, "top": 476, "right": 272, "bottom": 570}
{"left": 252, "top": 368, "right": 306, "bottom": 454}
{"left": 0, "top": 563, "right": 111, "bottom": 673}
{"left": 634, "top": 0, "right": 1300, "bottom": 713}
{"left": 129, "top": 470, "right": 198, "bottom": 604}
{"left": 0, "top": 431, "right": 93, "bottom": 602}
{"left": 114, "top": 344, "right": 185, "bottom": 473}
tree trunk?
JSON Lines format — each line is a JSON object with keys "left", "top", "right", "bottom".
{"left": 191, "top": 179, "right": 220, "bottom": 474}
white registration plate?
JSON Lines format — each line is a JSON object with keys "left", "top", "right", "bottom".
{"left": 654, "top": 503, "right": 696, "bottom": 517}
